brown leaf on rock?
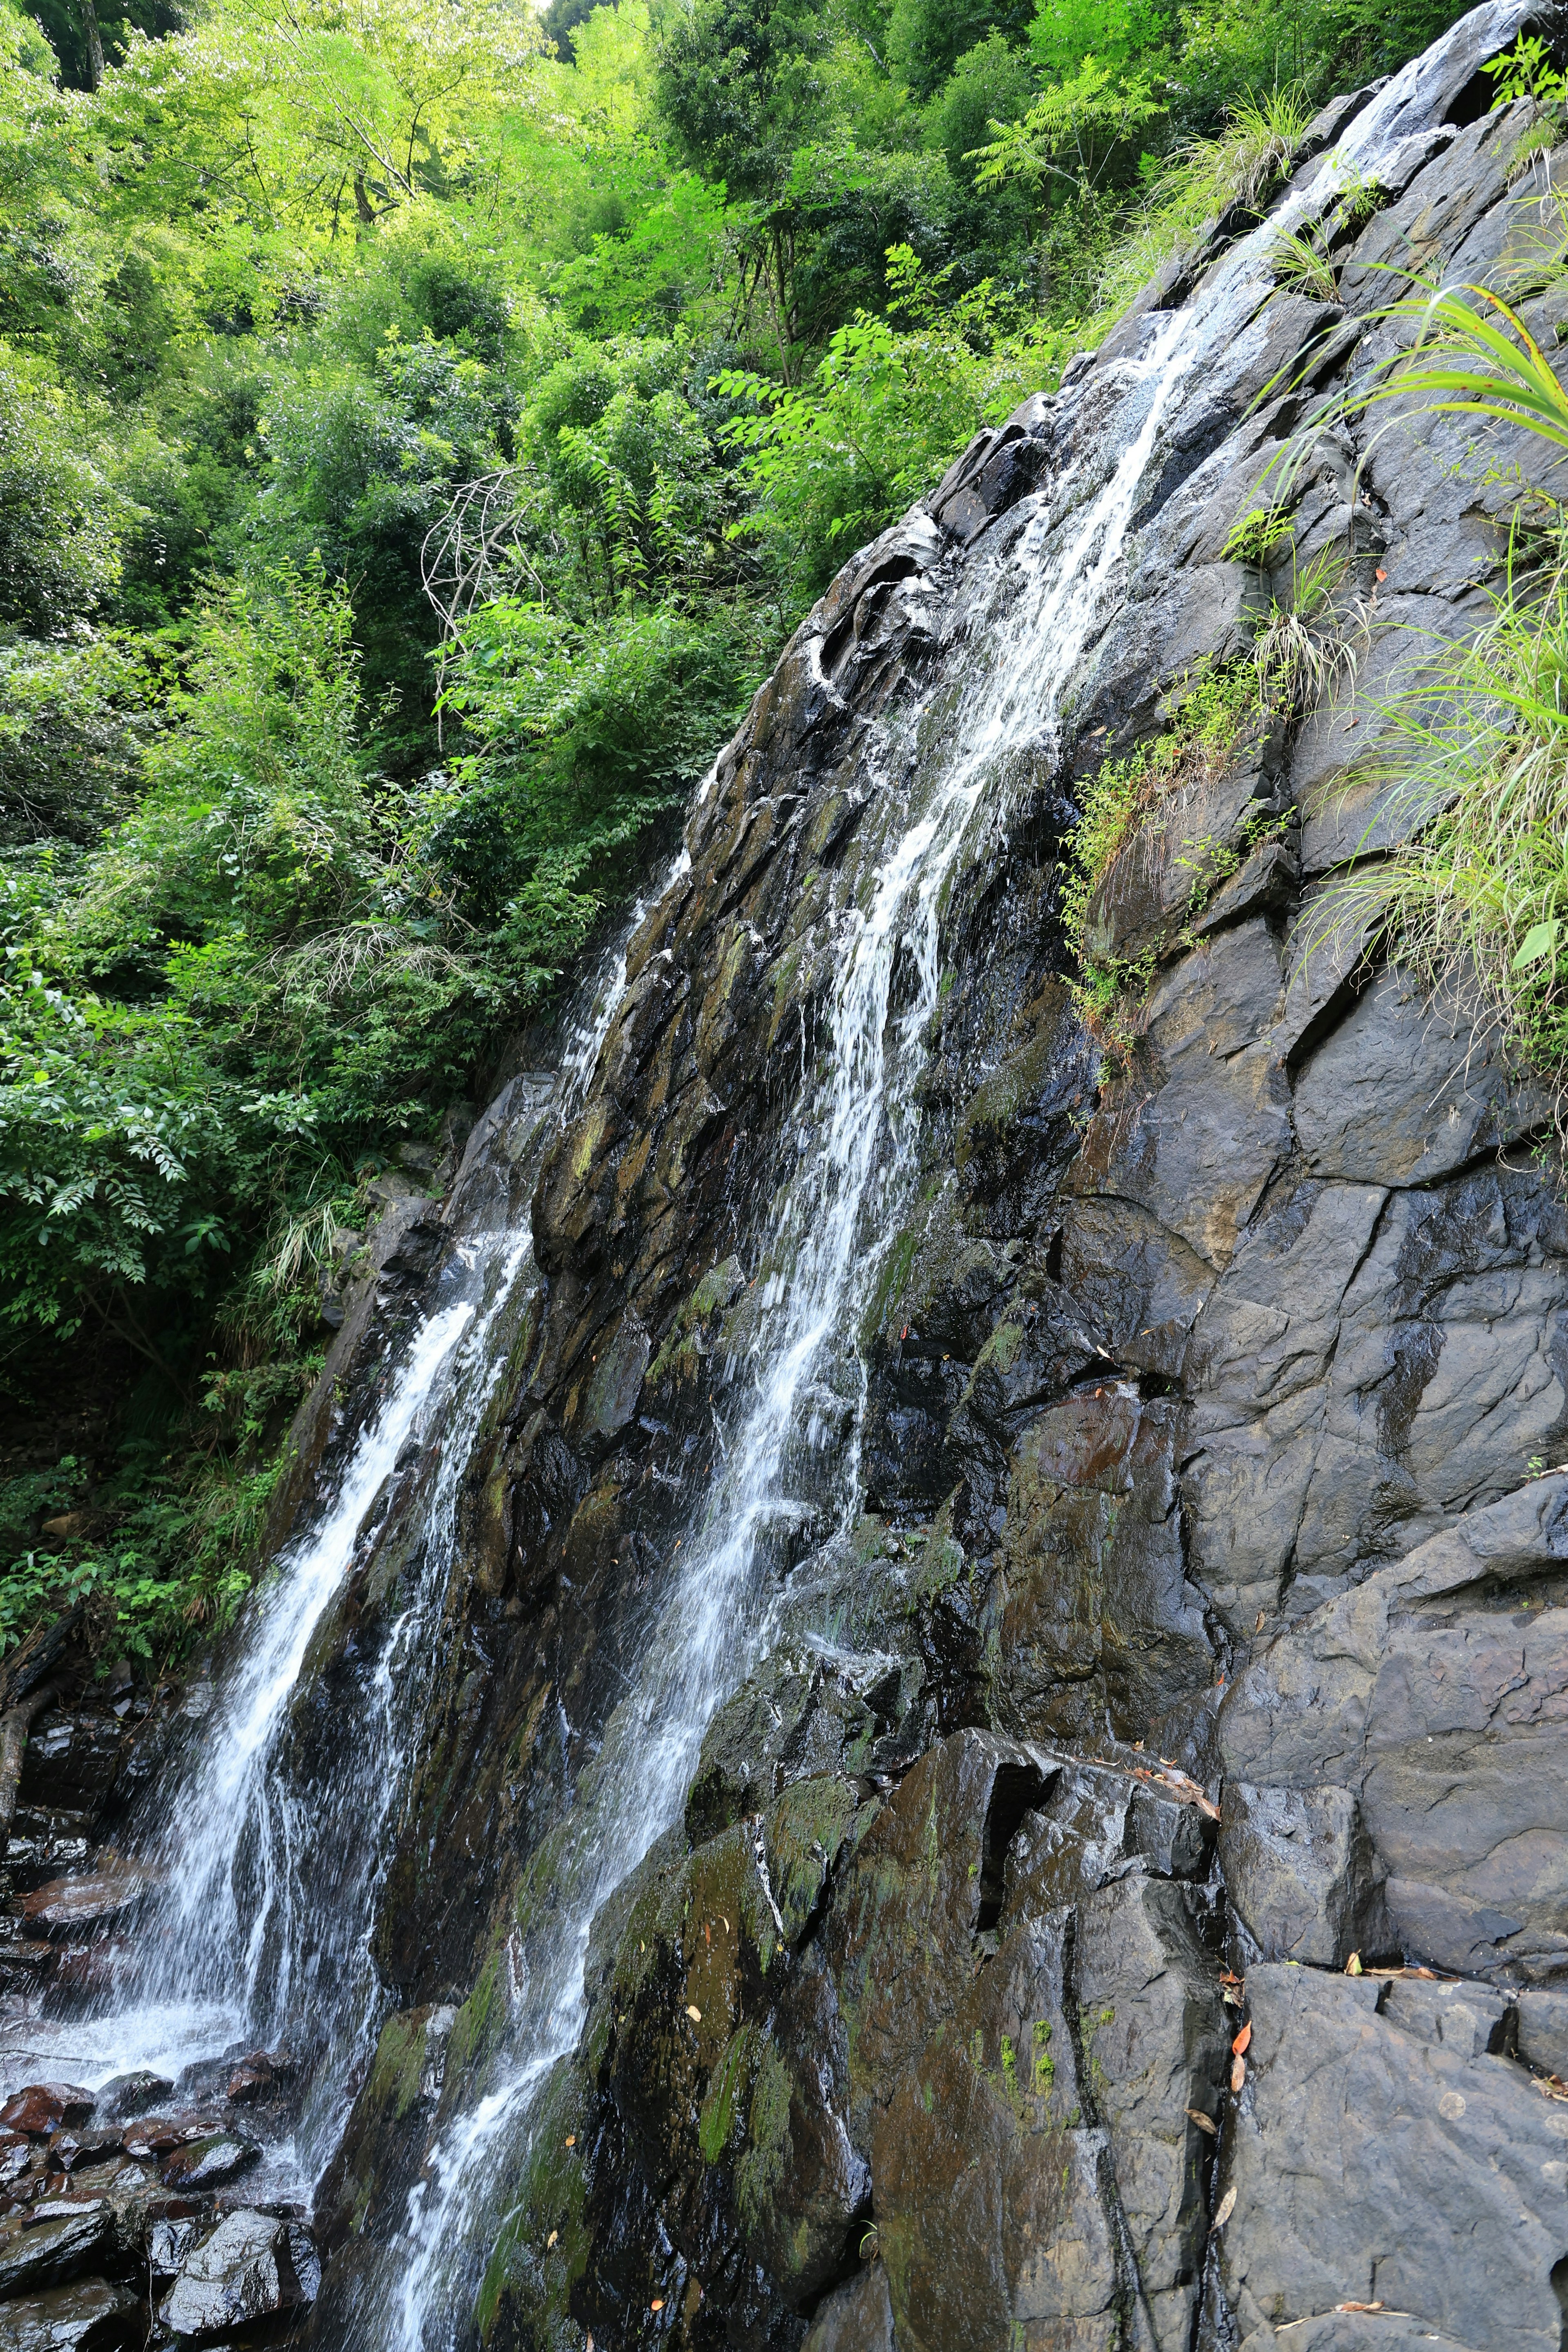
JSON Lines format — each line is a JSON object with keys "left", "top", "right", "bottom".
{"left": 1186, "top": 2107, "right": 1218, "bottom": 2136}
{"left": 1232, "top": 2022, "right": 1251, "bottom": 2056}
{"left": 1230, "top": 2054, "right": 1246, "bottom": 2092}
{"left": 1214, "top": 2185, "right": 1237, "bottom": 2228}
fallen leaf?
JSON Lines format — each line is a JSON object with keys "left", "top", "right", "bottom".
{"left": 1337, "top": 2304, "right": 1384, "bottom": 2314}
{"left": 721, "top": 1914, "right": 730, "bottom": 1931}
{"left": 1255, "top": 1610, "right": 1265, "bottom": 1632}
{"left": 651, "top": 2299, "right": 664, "bottom": 2313}
{"left": 566, "top": 2135, "right": 576, "bottom": 2148}
{"left": 1230, "top": 2054, "right": 1246, "bottom": 2092}
{"left": 686, "top": 2004, "right": 702, "bottom": 2022}
{"left": 1215, "top": 2186, "right": 1237, "bottom": 2228}
{"left": 1374, "top": 568, "right": 1387, "bottom": 582}
{"left": 547, "top": 2231, "right": 558, "bottom": 2250}
{"left": 1232, "top": 2022, "right": 1251, "bottom": 2056}
{"left": 1186, "top": 2107, "right": 1218, "bottom": 2136}
{"left": 1345, "top": 1952, "right": 1363, "bottom": 1976}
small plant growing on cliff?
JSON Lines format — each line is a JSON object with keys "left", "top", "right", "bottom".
{"left": 1062, "top": 664, "right": 1256, "bottom": 1041}
{"left": 1270, "top": 227, "right": 1339, "bottom": 305}
{"left": 1315, "top": 530, "right": 1568, "bottom": 1122}
{"left": 1254, "top": 546, "right": 1361, "bottom": 714}
{"left": 1223, "top": 505, "right": 1296, "bottom": 566}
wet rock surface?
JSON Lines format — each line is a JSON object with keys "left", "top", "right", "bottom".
{"left": 13, "top": 8, "right": 1568, "bottom": 2352}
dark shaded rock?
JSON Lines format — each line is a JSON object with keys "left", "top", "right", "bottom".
{"left": 1074, "top": 1873, "right": 1229, "bottom": 2350}
{"left": 800, "top": 2263, "right": 895, "bottom": 2352}
{"left": 94, "top": 2073, "right": 172, "bottom": 2123}
{"left": 1214, "top": 1962, "right": 1568, "bottom": 2349}
{"left": 823, "top": 1731, "right": 1049, "bottom": 2143}
{"left": 0, "top": 2278, "right": 141, "bottom": 2350}
{"left": 0, "top": 2203, "right": 115, "bottom": 2295}
{"left": 160, "top": 2208, "right": 321, "bottom": 2343}
{"left": 1220, "top": 1781, "right": 1393, "bottom": 1966}
{"left": 158, "top": 2134, "right": 260, "bottom": 2192}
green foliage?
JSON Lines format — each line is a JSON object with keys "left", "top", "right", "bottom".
{"left": 715, "top": 247, "right": 1057, "bottom": 599}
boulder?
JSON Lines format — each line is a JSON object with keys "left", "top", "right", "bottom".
{"left": 159, "top": 2208, "right": 321, "bottom": 2343}
{"left": 0, "top": 2278, "right": 141, "bottom": 2350}
{"left": 1214, "top": 1964, "right": 1568, "bottom": 2348}
{"left": 1219, "top": 1782, "right": 1393, "bottom": 1967}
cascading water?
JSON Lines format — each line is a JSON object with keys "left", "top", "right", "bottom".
{"left": 341, "top": 304, "right": 1206, "bottom": 2352}
{"left": 0, "top": 928, "right": 647, "bottom": 2194}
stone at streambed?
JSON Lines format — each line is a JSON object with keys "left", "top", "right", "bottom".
{"left": 0, "top": 2088, "right": 94, "bottom": 2138}
{"left": 0, "top": 2203, "right": 115, "bottom": 2295}
{"left": 159, "top": 2208, "right": 321, "bottom": 2343}
{"left": 19, "top": 1862, "right": 156, "bottom": 1937}
{"left": 0, "top": 2277, "right": 141, "bottom": 2350}
{"left": 94, "top": 2073, "right": 173, "bottom": 2122}
{"left": 222, "top": 2051, "right": 283, "bottom": 2105}
{"left": 158, "top": 2133, "right": 261, "bottom": 2191}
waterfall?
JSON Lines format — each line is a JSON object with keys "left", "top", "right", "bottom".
{"left": 0, "top": 40, "right": 1446, "bottom": 2324}
{"left": 0, "top": 927, "right": 646, "bottom": 2194}
{"left": 334, "top": 305, "right": 1205, "bottom": 2352}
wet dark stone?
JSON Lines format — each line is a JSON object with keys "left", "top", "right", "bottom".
{"left": 0, "top": 2090, "right": 94, "bottom": 2140}
{"left": 159, "top": 2207, "right": 321, "bottom": 2342}
{"left": 0, "top": 2277, "right": 141, "bottom": 2350}
{"left": 94, "top": 2074, "right": 173, "bottom": 2123}
{"left": 0, "top": 2203, "right": 116, "bottom": 2296}
{"left": 158, "top": 2135, "right": 260, "bottom": 2192}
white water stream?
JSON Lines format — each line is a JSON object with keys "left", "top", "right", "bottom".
{"left": 341, "top": 303, "right": 1205, "bottom": 2352}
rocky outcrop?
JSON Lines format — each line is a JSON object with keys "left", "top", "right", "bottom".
{"left": 301, "top": 8, "right": 1568, "bottom": 2347}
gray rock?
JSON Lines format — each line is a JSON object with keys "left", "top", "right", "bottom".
{"left": 1075, "top": 1873, "right": 1230, "bottom": 2350}
{"left": 0, "top": 2278, "right": 141, "bottom": 2350}
{"left": 801, "top": 2263, "right": 895, "bottom": 2352}
{"left": 1517, "top": 1986, "right": 1568, "bottom": 2078}
{"left": 1216, "top": 1962, "right": 1568, "bottom": 2349}
{"left": 1220, "top": 1480, "right": 1568, "bottom": 1980}
{"left": 160, "top": 2207, "right": 321, "bottom": 2343}
{"left": 1220, "top": 1781, "right": 1392, "bottom": 1966}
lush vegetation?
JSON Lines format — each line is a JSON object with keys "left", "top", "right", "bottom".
{"left": 0, "top": 0, "right": 1482, "bottom": 1664}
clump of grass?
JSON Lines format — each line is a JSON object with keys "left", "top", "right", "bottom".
{"left": 1270, "top": 226, "right": 1339, "bottom": 305}
{"left": 1254, "top": 544, "right": 1361, "bottom": 713}
{"left": 1317, "top": 533, "right": 1568, "bottom": 1120}
{"left": 1223, "top": 503, "right": 1297, "bottom": 564}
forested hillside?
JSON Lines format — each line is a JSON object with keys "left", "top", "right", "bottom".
{"left": 0, "top": 0, "right": 1477, "bottom": 1661}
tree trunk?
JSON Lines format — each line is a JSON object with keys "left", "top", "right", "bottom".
{"left": 78, "top": 0, "right": 104, "bottom": 90}
{"left": 0, "top": 1682, "right": 60, "bottom": 1839}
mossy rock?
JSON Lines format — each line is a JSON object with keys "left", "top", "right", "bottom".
{"left": 474, "top": 2054, "right": 593, "bottom": 2348}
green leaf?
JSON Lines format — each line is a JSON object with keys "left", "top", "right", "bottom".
{"left": 1513, "top": 920, "right": 1561, "bottom": 970}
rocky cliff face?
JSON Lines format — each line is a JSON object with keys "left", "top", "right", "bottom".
{"left": 305, "top": 9, "right": 1568, "bottom": 2348}
{"left": 9, "top": 7, "right": 1568, "bottom": 2350}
